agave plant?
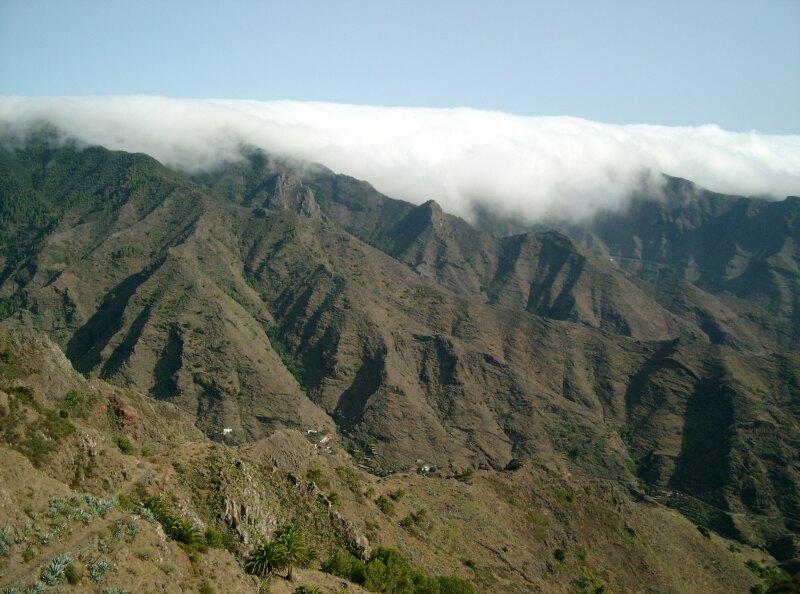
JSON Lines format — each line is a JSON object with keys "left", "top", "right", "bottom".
{"left": 89, "top": 558, "right": 110, "bottom": 583}
{"left": 40, "top": 554, "right": 72, "bottom": 585}
{"left": 0, "top": 526, "right": 11, "bottom": 556}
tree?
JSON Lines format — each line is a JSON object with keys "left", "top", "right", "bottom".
{"left": 245, "top": 539, "right": 288, "bottom": 577}
{"left": 274, "top": 525, "right": 316, "bottom": 582}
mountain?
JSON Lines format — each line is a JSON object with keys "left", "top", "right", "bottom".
{"left": 1, "top": 133, "right": 799, "bottom": 591}
{"left": 0, "top": 326, "right": 778, "bottom": 593}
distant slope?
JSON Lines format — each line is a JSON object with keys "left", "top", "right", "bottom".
{"left": 0, "top": 138, "right": 799, "bottom": 552}
{"left": 0, "top": 326, "right": 778, "bottom": 594}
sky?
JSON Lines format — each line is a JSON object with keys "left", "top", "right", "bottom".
{"left": 1, "top": 1, "right": 799, "bottom": 223}
{"left": 1, "top": 0, "right": 799, "bottom": 134}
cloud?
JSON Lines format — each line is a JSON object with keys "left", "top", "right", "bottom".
{"left": 1, "top": 95, "right": 799, "bottom": 222}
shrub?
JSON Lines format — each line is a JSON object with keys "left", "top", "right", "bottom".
{"left": 199, "top": 582, "right": 215, "bottom": 594}
{"left": 64, "top": 562, "right": 80, "bottom": 584}
{"left": 294, "top": 587, "right": 322, "bottom": 594}
{"left": 400, "top": 508, "right": 428, "bottom": 533}
{"left": 141, "top": 496, "right": 198, "bottom": 545}
{"left": 64, "top": 391, "right": 90, "bottom": 418}
{"left": 0, "top": 347, "right": 16, "bottom": 364}
{"left": 22, "top": 543, "right": 37, "bottom": 562}
{"left": 115, "top": 437, "right": 134, "bottom": 455}
{"left": 321, "top": 549, "right": 366, "bottom": 583}
{"left": 321, "top": 547, "right": 475, "bottom": 594}
{"left": 204, "top": 527, "right": 230, "bottom": 550}
{"left": 335, "top": 466, "right": 362, "bottom": 493}
{"left": 376, "top": 495, "right": 394, "bottom": 515}
{"left": 437, "top": 576, "right": 475, "bottom": 594}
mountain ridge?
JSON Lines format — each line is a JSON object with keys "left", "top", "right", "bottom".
{"left": 1, "top": 136, "right": 799, "bottom": 563}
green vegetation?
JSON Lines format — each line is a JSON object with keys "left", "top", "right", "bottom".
{"left": 574, "top": 565, "right": 611, "bottom": 594}
{"left": 40, "top": 554, "right": 72, "bottom": 586}
{"left": 335, "top": 465, "right": 362, "bottom": 493}
{"left": 64, "top": 562, "right": 80, "bottom": 584}
{"left": 141, "top": 496, "right": 199, "bottom": 546}
{"left": 64, "top": 390, "right": 90, "bottom": 418}
{"left": 204, "top": 526, "right": 232, "bottom": 551}
{"left": 294, "top": 587, "right": 322, "bottom": 594}
{"left": 111, "top": 245, "right": 143, "bottom": 260}
{"left": 322, "top": 548, "right": 475, "bottom": 594}
{"left": 745, "top": 559, "right": 787, "bottom": 589}
{"left": 0, "top": 386, "right": 75, "bottom": 467}
{"left": 115, "top": 437, "right": 135, "bottom": 455}
{"left": 764, "top": 572, "right": 800, "bottom": 593}
{"left": 376, "top": 495, "right": 394, "bottom": 515}
{"left": 399, "top": 508, "right": 428, "bottom": 535}
{"left": 246, "top": 539, "right": 287, "bottom": 577}
{"left": 89, "top": 558, "right": 110, "bottom": 583}
{"left": 0, "top": 290, "right": 26, "bottom": 320}
{"left": 245, "top": 525, "right": 316, "bottom": 581}
{"left": 266, "top": 326, "right": 306, "bottom": 390}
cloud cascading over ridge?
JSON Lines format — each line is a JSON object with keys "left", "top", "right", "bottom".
{"left": 1, "top": 96, "right": 799, "bottom": 222}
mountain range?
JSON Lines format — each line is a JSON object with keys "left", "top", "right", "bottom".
{"left": 1, "top": 130, "right": 798, "bottom": 593}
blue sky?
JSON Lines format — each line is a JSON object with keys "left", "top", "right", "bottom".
{"left": 1, "top": 0, "right": 798, "bottom": 133}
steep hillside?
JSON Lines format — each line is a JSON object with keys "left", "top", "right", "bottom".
{"left": 1, "top": 137, "right": 799, "bottom": 567}
{"left": 0, "top": 327, "right": 780, "bottom": 593}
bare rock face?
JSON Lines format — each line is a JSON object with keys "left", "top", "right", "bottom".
{"left": 219, "top": 459, "right": 278, "bottom": 547}
{"left": 288, "top": 471, "right": 371, "bottom": 560}
{"left": 109, "top": 394, "right": 144, "bottom": 441}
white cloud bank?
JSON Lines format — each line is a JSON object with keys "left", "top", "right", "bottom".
{"left": 1, "top": 96, "right": 799, "bottom": 222}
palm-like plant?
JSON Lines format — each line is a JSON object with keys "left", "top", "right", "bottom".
{"left": 275, "top": 525, "right": 316, "bottom": 582}
{"left": 245, "top": 539, "right": 288, "bottom": 577}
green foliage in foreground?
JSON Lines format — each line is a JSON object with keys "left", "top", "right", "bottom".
{"left": 245, "top": 525, "right": 316, "bottom": 581}
{"left": 321, "top": 548, "right": 475, "bottom": 594}
{"left": 141, "top": 496, "right": 199, "bottom": 546}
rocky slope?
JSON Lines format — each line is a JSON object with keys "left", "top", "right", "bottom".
{"left": 0, "top": 327, "right": 780, "bottom": 593}
{"left": 0, "top": 134, "right": 799, "bottom": 570}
